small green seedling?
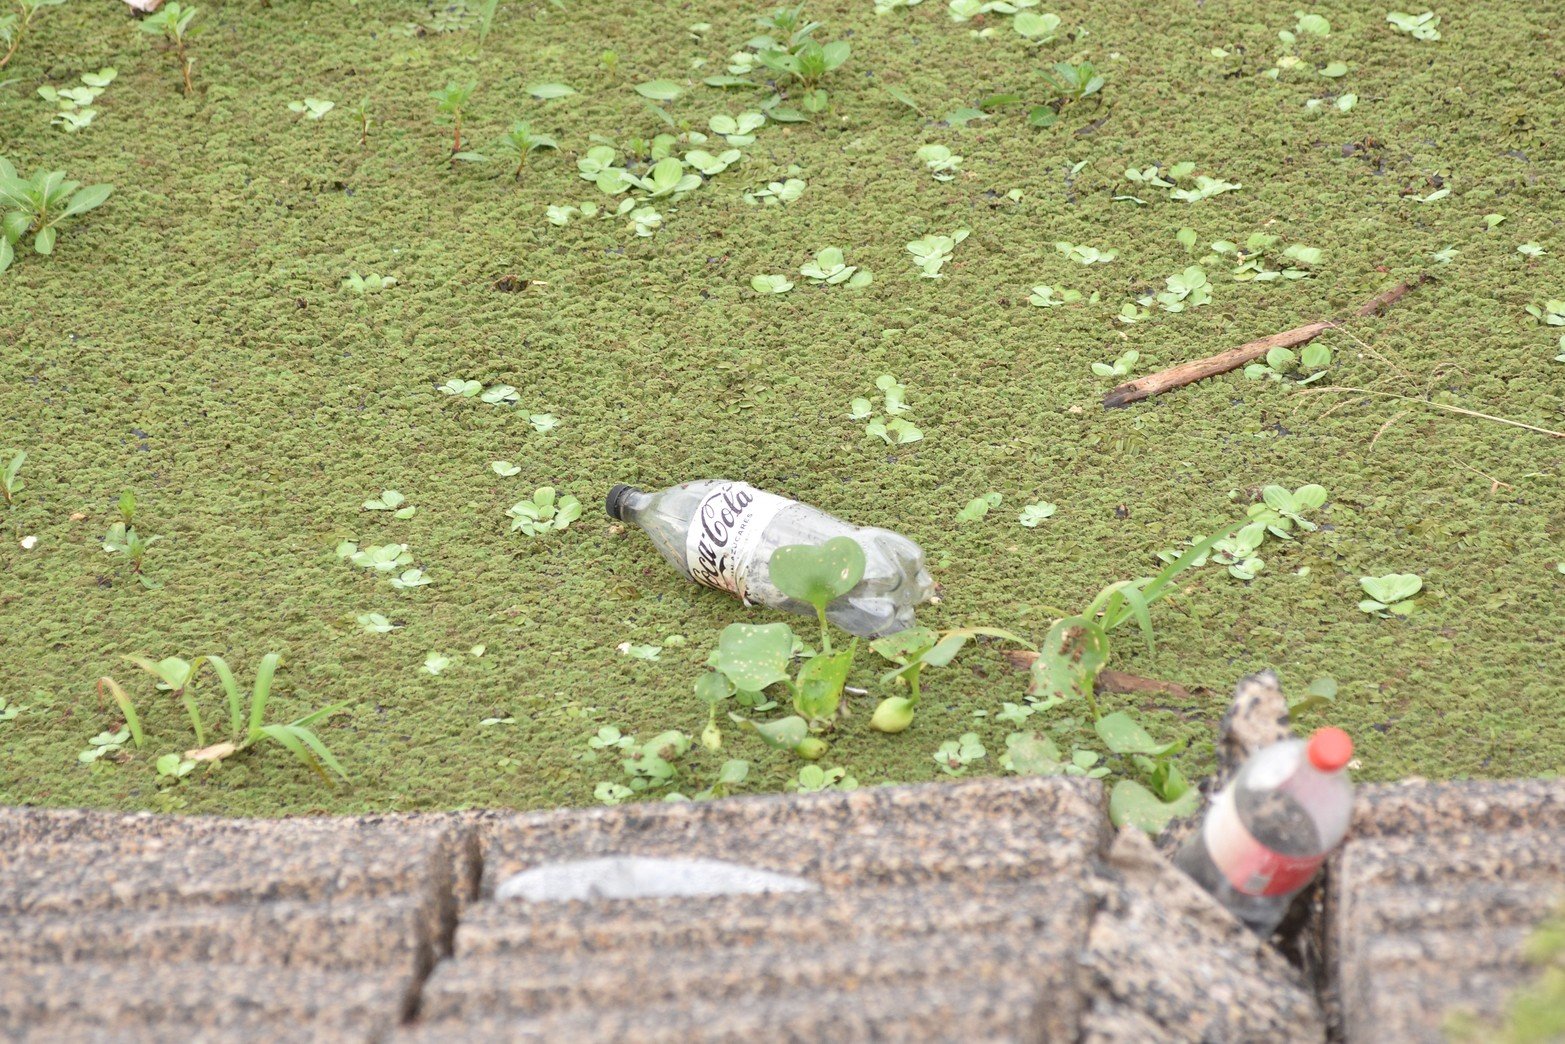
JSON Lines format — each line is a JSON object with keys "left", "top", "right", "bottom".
{"left": 1128, "top": 163, "right": 1241, "bottom": 202}
{"left": 38, "top": 67, "right": 116, "bottom": 133}
{"left": 1019, "top": 501, "right": 1056, "bottom": 526}
{"left": 103, "top": 521, "right": 161, "bottom": 589}
{"left": 545, "top": 201, "right": 600, "bottom": 225}
{"left": 431, "top": 80, "right": 476, "bottom": 155}
{"left": 438, "top": 378, "right": 482, "bottom": 397}
{"left": 1041, "top": 61, "right": 1105, "bottom": 104}
{"left": 1055, "top": 241, "right": 1117, "bottom": 265}
{"left": 341, "top": 541, "right": 412, "bottom": 572}
{"left": 1031, "top": 526, "right": 1237, "bottom": 717}
{"left": 288, "top": 98, "right": 334, "bottom": 120}
{"left": 685, "top": 149, "right": 742, "bottom": 176}
{"left": 1386, "top": 10, "right": 1440, "bottom": 40}
{"left": 1204, "top": 521, "right": 1265, "bottom": 579}
{"left": 872, "top": 626, "right": 1034, "bottom": 732}
{"left": 1211, "top": 233, "right": 1321, "bottom": 280}
{"left": 1156, "top": 266, "right": 1211, "bottom": 311}
{"left": 202, "top": 653, "right": 350, "bottom": 783}
{"left": 138, "top": 2, "right": 198, "bottom": 95}
{"left": 1358, "top": 573, "right": 1422, "bottom": 616}
{"left": 480, "top": 383, "right": 519, "bottom": 404}
{"left": 1245, "top": 342, "right": 1332, "bottom": 383}
{"left": 865, "top": 414, "right": 922, "bottom": 444}
{"left": 155, "top": 753, "right": 197, "bottom": 781}
{"left": 507, "top": 486, "right": 583, "bottom": 536}
{"left": 1001, "top": 732, "right": 1111, "bottom": 779}
{"left": 1028, "top": 285, "right": 1082, "bottom": 307}
{"left": 362, "top": 489, "right": 415, "bottom": 518}
{"left": 0, "top": 157, "right": 113, "bottom": 276}
{"left": 356, "top": 98, "right": 372, "bottom": 145}
{"left": 759, "top": 38, "right": 850, "bottom": 88}
{"left": 1014, "top": 10, "right": 1061, "bottom": 41}
{"left": 1288, "top": 676, "right": 1339, "bottom": 716}
{"left": 956, "top": 492, "right": 1002, "bottom": 522}
{"left": 595, "top": 781, "right": 634, "bottom": 805}
{"left": 933, "top": 732, "right": 986, "bottom": 776}
{"left": 854, "top": 374, "right": 923, "bottom": 444}
{"left": 493, "top": 121, "right": 558, "bottom": 178}
{"left": 1092, "top": 350, "right": 1138, "bottom": 378}
{"left": 1526, "top": 300, "right": 1565, "bottom": 327}
{"left": 1, "top": 449, "right": 23, "bottom": 506}
{"left": 751, "top": 273, "right": 794, "bottom": 294}
{"left": 124, "top": 654, "right": 213, "bottom": 741}
{"left": 786, "top": 764, "right": 858, "bottom": 792}
{"left": 799, "top": 246, "right": 871, "bottom": 287}
{"left": 906, "top": 229, "right": 969, "bottom": 278}
{"left": 0, "top": 0, "right": 65, "bottom": 73}
{"left": 357, "top": 613, "right": 397, "bottom": 634}
{"left": 1517, "top": 242, "right": 1546, "bottom": 259}
{"left": 916, "top": 144, "right": 963, "bottom": 181}
{"left": 619, "top": 729, "right": 693, "bottom": 793}
{"left": 588, "top": 725, "right": 636, "bottom": 752}
{"left": 708, "top": 620, "right": 850, "bottom": 742}
{"left": 344, "top": 272, "right": 396, "bottom": 293}
{"left": 744, "top": 177, "right": 806, "bottom": 205}
{"left": 1247, "top": 483, "right": 1328, "bottom": 537}
{"left": 80, "top": 728, "right": 130, "bottom": 764}
{"left": 626, "top": 157, "right": 702, "bottom": 198}
{"left": 710, "top": 111, "right": 766, "bottom": 145}
{"left": 1110, "top": 763, "right": 1199, "bottom": 834}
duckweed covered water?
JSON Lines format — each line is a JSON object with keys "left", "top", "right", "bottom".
{"left": 1, "top": 0, "right": 1561, "bottom": 815}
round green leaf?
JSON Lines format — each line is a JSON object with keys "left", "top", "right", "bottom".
{"left": 769, "top": 537, "right": 866, "bottom": 612}
{"left": 713, "top": 622, "right": 794, "bottom": 692}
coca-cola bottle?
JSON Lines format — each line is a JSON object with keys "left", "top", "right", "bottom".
{"left": 1174, "top": 727, "right": 1355, "bottom": 936}
{"left": 606, "top": 480, "right": 934, "bottom": 637}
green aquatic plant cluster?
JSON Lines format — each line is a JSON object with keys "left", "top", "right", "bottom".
{"left": 1, "top": 0, "right": 1559, "bottom": 818}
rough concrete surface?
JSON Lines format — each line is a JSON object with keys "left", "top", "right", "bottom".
{"left": 1328, "top": 778, "right": 1565, "bottom": 1043}
{"left": 0, "top": 774, "right": 1559, "bottom": 1041}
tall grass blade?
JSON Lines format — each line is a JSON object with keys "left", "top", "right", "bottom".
{"left": 248, "top": 652, "right": 281, "bottom": 740}
{"left": 96, "top": 677, "right": 143, "bottom": 749}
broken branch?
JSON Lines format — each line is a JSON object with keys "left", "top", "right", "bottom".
{"left": 1102, "top": 275, "right": 1431, "bottom": 408}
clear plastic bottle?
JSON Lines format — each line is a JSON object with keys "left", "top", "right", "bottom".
{"left": 1174, "top": 727, "right": 1355, "bottom": 936}
{"left": 606, "top": 480, "right": 935, "bottom": 638}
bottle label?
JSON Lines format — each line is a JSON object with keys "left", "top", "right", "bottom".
{"left": 684, "top": 482, "right": 792, "bottom": 602}
{"left": 1203, "top": 786, "right": 1325, "bottom": 897}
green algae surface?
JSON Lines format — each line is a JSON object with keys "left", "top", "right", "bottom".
{"left": 1, "top": 0, "right": 1562, "bottom": 817}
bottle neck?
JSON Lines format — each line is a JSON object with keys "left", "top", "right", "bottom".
{"left": 606, "top": 484, "right": 651, "bottom": 523}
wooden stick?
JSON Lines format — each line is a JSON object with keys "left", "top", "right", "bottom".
{"left": 1102, "top": 276, "right": 1431, "bottom": 409}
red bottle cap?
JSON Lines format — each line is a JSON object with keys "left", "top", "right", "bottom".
{"left": 1307, "top": 727, "right": 1353, "bottom": 772}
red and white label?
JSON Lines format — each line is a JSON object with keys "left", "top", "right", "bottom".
{"left": 1203, "top": 786, "right": 1325, "bottom": 897}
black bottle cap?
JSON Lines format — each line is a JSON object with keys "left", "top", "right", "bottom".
{"left": 605, "top": 484, "right": 641, "bottom": 520}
